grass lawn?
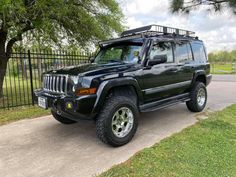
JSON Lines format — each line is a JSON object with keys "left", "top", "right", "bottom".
{"left": 211, "top": 62, "right": 236, "bottom": 74}
{"left": 0, "top": 106, "right": 50, "bottom": 125}
{"left": 100, "top": 104, "right": 236, "bottom": 177}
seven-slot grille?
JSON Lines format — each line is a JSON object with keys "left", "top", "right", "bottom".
{"left": 43, "top": 74, "right": 68, "bottom": 93}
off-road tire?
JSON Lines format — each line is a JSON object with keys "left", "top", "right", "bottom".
{"left": 96, "top": 95, "right": 139, "bottom": 147}
{"left": 186, "top": 82, "right": 207, "bottom": 112}
{"left": 51, "top": 110, "right": 77, "bottom": 124}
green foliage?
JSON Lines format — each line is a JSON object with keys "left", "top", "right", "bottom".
{"left": 170, "top": 0, "right": 185, "bottom": 13}
{"left": 208, "top": 50, "right": 236, "bottom": 62}
{"left": 0, "top": 0, "right": 124, "bottom": 48}
{"left": 170, "top": 0, "right": 236, "bottom": 14}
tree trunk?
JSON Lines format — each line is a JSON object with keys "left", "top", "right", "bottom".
{"left": 0, "top": 30, "right": 8, "bottom": 98}
{"left": 0, "top": 58, "right": 7, "bottom": 98}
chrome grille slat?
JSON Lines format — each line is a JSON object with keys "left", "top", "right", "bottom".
{"left": 65, "top": 76, "right": 68, "bottom": 93}
{"left": 43, "top": 74, "right": 68, "bottom": 94}
{"left": 56, "top": 77, "right": 59, "bottom": 92}
{"left": 53, "top": 76, "right": 56, "bottom": 91}
{"left": 50, "top": 76, "right": 52, "bottom": 90}
{"left": 60, "top": 77, "right": 64, "bottom": 93}
{"left": 47, "top": 76, "right": 49, "bottom": 90}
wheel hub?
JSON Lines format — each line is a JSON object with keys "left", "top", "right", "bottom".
{"left": 197, "top": 88, "right": 206, "bottom": 107}
{"left": 111, "top": 107, "right": 134, "bottom": 138}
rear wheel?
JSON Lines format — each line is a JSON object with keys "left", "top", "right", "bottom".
{"left": 96, "top": 95, "right": 139, "bottom": 147}
{"left": 51, "top": 110, "right": 77, "bottom": 124}
{"left": 186, "top": 82, "right": 207, "bottom": 112}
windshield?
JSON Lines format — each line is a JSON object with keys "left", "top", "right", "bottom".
{"left": 94, "top": 43, "right": 143, "bottom": 64}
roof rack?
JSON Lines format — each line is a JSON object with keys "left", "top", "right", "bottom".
{"left": 99, "top": 34, "right": 142, "bottom": 46}
{"left": 99, "top": 25, "right": 196, "bottom": 46}
{"left": 121, "top": 24, "right": 195, "bottom": 38}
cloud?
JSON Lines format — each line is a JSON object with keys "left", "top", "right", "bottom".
{"left": 120, "top": 0, "right": 236, "bottom": 52}
{"left": 125, "top": 17, "right": 144, "bottom": 29}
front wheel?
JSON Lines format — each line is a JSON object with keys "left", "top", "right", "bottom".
{"left": 96, "top": 95, "right": 139, "bottom": 147}
{"left": 186, "top": 82, "right": 207, "bottom": 112}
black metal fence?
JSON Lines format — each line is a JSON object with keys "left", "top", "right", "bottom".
{"left": 0, "top": 49, "right": 90, "bottom": 109}
{"left": 210, "top": 61, "right": 236, "bottom": 74}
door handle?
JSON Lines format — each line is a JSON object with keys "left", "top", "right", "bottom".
{"left": 177, "top": 63, "right": 184, "bottom": 66}
{"left": 143, "top": 66, "right": 152, "bottom": 70}
{"left": 169, "top": 68, "right": 178, "bottom": 72}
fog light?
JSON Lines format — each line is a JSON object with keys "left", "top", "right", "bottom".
{"left": 66, "top": 102, "right": 73, "bottom": 109}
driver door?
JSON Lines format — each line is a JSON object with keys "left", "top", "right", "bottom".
{"left": 140, "top": 41, "right": 179, "bottom": 103}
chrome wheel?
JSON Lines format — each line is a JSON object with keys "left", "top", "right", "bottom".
{"left": 197, "top": 88, "right": 206, "bottom": 107}
{"left": 111, "top": 107, "right": 134, "bottom": 138}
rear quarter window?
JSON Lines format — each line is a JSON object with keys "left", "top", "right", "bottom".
{"left": 191, "top": 42, "right": 207, "bottom": 62}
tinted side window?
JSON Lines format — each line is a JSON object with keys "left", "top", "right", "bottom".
{"left": 174, "top": 42, "right": 193, "bottom": 63}
{"left": 191, "top": 42, "right": 207, "bottom": 62}
{"left": 150, "top": 42, "right": 174, "bottom": 63}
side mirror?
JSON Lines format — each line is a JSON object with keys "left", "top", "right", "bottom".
{"left": 148, "top": 55, "right": 167, "bottom": 66}
{"left": 89, "top": 56, "right": 95, "bottom": 63}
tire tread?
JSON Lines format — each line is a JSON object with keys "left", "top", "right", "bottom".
{"left": 96, "top": 95, "right": 138, "bottom": 147}
{"left": 186, "top": 81, "right": 207, "bottom": 112}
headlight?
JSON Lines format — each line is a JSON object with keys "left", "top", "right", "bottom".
{"left": 69, "top": 76, "right": 79, "bottom": 85}
{"left": 72, "top": 86, "right": 76, "bottom": 92}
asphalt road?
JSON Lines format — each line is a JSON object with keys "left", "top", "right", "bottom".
{"left": 0, "top": 75, "right": 236, "bottom": 177}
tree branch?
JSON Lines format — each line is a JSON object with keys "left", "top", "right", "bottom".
{"left": 172, "top": 0, "right": 231, "bottom": 13}
{"left": 6, "top": 25, "right": 34, "bottom": 58}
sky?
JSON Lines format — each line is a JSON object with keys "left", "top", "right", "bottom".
{"left": 119, "top": 0, "right": 236, "bottom": 53}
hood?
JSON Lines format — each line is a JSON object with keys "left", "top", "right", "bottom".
{"left": 45, "top": 63, "right": 136, "bottom": 76}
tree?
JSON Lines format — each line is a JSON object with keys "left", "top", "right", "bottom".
{"left": 0, "top": 0, "right": 124, "bottom": 97}
{"left": 170, "top": 0, "right": 236, "bottom": 14}
{"left": 208, "top": 50, "right": 236, "bottom": 62}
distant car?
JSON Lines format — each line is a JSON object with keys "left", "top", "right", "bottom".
{"left": 35, "top": 25, "right": 212, "bottom": 147}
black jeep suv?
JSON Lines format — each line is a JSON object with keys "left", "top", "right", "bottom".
{"left": 35, "top": 25, "right": 212, "bottom": 147}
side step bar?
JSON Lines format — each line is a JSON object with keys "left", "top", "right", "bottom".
{"left": 139, "top": 93, "right": 190, "bottom": 113}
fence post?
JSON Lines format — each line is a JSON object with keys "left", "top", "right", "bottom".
{"left": 28, "top": 50, "right": 34, "bottom": 106}
{"left": 233, "top": 60, "right": 236, "bottom": 74}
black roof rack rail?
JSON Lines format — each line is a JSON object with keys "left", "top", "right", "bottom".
{"left": 98, "top": 34, "right": 142, "bottom": 46}
{"left": 121, "top": 24, "right": 195, "bottom": 38}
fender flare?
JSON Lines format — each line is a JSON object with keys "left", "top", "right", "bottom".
{"left": 92, "top": 77, "right": 143, "bottom": 113}
{"left": 192, "top": 70, "right": 206, "bottom": 85}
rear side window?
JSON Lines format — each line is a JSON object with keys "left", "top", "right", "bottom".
{"left": 174, "top": 42, "right": 193, "bottom": 63}
{"left": 191, "top": 42, "right": 207, "bottom": 62}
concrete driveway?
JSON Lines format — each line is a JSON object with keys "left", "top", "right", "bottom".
{"left": 0, "top": 75, "right": 236, "bottom": 177}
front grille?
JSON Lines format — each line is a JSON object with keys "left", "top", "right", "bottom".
{"left": 43, "top": 74, "right": 68, "bottom": 93}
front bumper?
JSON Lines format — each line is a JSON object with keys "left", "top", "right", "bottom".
{"left": 34, "top": 89, "right": 97, "bottom": 121}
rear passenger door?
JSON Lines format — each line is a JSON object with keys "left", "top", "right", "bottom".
{"left": 173, "top": 41, "right": 194, "bottom": 94}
